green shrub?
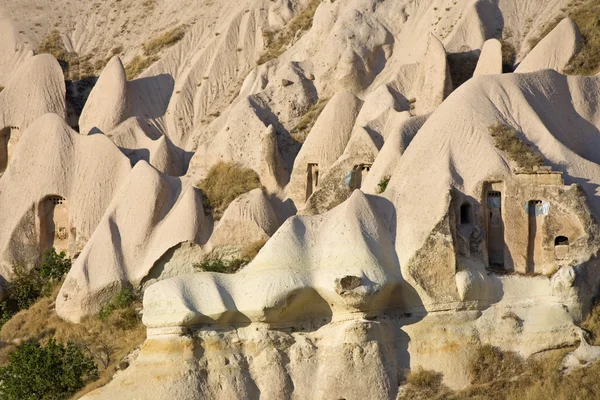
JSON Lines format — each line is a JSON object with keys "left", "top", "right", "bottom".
{"left": 98, "top": 288, "right": 137, "bottom": 322}
{"left": 0, "top": 338, "right": 97, "bottom": 400}
{"left": 377, "top": 175, "right": 390, "bottom": 194}
{"left": 7, "top": 263, "right": 43, "bottom": 311}
{"left": 197, "top": 161, "right": 261, "bottom": 220}
{"left": 0, "top": 249, "right": 72, "bottom": 328}
{"left": 488, "top": 124, "right": 544, "bottom": 170}
{"left": 38, "top": 249, "right": 71, "bottom": 281}
{"left": 194, "top": 256, "right": 247, "bottom": 274}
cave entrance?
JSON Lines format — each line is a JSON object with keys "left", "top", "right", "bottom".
{"left": 352, "top": 163, "right": 372, "bottom": 190}
{"left": 306, "top": 163, "right": 319, "bottom": 200}
{"left": 487, "top": 191, "right": 504, "bottom": 267}
{"left": 0, "top": 127, "right": 9, "bottom": 174}
{"left": 555, "top": 236, "right": 569, "bottom": 260}
{"left": 527, "top": 200, "right": 545, "bottom": 274}
{"left": 460, "top": 203, "right": 472, "bottom": 225}
{"left": 39, "top": 196, "right": 71, "bottom": 254}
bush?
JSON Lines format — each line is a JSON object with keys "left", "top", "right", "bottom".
{"left": 398, "top": 367, "right": 449, "bottom": 400}
{"left": 0, "top": 292, "right": 146, "bottom": 397}
{"left": 194, "top": 240, "right": 266, "bottom": 274}
{"left": 38, "top": 249, "right": 71, "bottom": 281}
{"left": 377, "top": 175, "right": 390, "bottom": 194}
{"left": 0, "top": 338, "right": 97, "bottom": 400}
{"left": 142, "top": 26, "right": 186, "bottom": 56}
{"left": 7, "top": 264, "right": 43, "bottom": 311}
{"left": 1, "top": 249, "right": 71, "bottom": 317}
{"left": 468, "top": 344, "right": 524, "bottom": 385}
{"left": 488, "top": 124, "right": 544, "bottom": 171}
{"left": 98, "top": 288, "right": 138, "bottom": 326}
{"left": 197, "top": 162, "right": 261, "bottom": 220}
{"left": 194, "top": 256, "right": 247, "bottom": 274}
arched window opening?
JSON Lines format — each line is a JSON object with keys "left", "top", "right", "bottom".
{"left": 39, "top": 195, "right": 70, "bottom": 254}
{"left": 555, "top": 236, "right": 570, "bottom": 261}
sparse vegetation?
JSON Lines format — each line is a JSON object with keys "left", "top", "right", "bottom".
{"left": 124, "top": 55, "right": 158, "bottom": 80}
{"left": 194, "top": 256, "right": 246, "bottom": 274}
{"left": 98, "top": 288, "right": 139, "bottom": 330}
{"left": 0, "top": 338, "right": 97, "bottom": 400}
{"left": 194, "top": 240, "right": 267, "bottom": 274}
{"left": 142, "top": 25, "right": 187, "bottom": 56}
{"left": 468, "top": 344, "right": 524, "bottom": 385}
{"left": 197, "top": 161, "right": 261, "bottom": 220}
{"left": 290, "top": 98, "right": 329, "bottom": 143}
{"left": 397, "top": 367, "right": 450, "bottom": 400}
{"left": 0, "top": 286, "right": 145, "bottom": 398}
{"left": 258, "top": 0, "right": 322, "bottom": 65}
{"left": 37, "top": 31, "right": 100, "bottom": 81}
{"left": 377, "top": 175, "right": 390, "bottom": 194}
{"left": 527, "top": 1, "right": 600, "bottom": 75}
{"left": 488, "top": 124, "right": 544, "bottom": 170}
{"left": 0, "top": 249, "right": 71, "bottom": 327}
{"left": 527, "top": 17, "right": 562, "bottom": 51}
{"left": 563, "top": 0, "right": 600, "bottom": 75}
{"left": 500, "top": 39, "right": 516, "bottom": 73}
{"left": 399, "top": 299, "right": 600, "bottom": 399}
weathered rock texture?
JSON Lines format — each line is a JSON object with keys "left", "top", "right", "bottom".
{"left": 0, "top": 0, "right": 597, "bottom": 399}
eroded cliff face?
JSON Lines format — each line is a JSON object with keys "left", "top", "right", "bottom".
{"left": 1, "top": 0, "right": 600, "bottom": 398}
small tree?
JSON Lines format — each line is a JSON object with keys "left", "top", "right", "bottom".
{"left": 0, "top": 338, "right": 97, "bottom": 400}
{"left": 37, "top": 248, "right": 71, "bottom": 281}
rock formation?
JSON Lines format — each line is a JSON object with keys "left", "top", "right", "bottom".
{"left": 0, "top": 0, "right": 598, "bottom": 398}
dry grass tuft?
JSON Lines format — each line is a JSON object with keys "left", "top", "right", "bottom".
{"left": 0, "top": 286, "right": 145, "bottom": 399}
{"left": 124, "top": 55, "right": 159, "bottom": 80}
{"left": 197, "top": 161, "right": 262, "bottom": 220}
{"left": 468, "top": 344, "right": 524, "bottom": 385}
{"left": 290, "top": 98, "right": 329, "bottom": 143}
{"left": 563, "top": 1, "right": 600, "bottom": 75}
{"left": 527, "top": 1, "right": 600, "bottom": 75}
{"left": 143, "top": 25, "right": 187, "bottom": 56}
{"left": 38, "top": 30, "right": 110, "bottom": 80}
{"left": 500, "top": 39, "right": 516, "bottom": 72}
{"left": 258, "top": 0, "right": 321, "bottom": 65}
{"left": 402, "top": 301, "right": 600, "bottom": 399}
{"left": 397, "top": 367, "right": 450, "bottom": 400}
{"left": 488, "top": 124, "right": 544, "bottom": 170}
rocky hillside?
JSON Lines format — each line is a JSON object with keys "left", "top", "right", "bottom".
{"left": 0, "top": 0, "right": 599, "bottom": 399}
